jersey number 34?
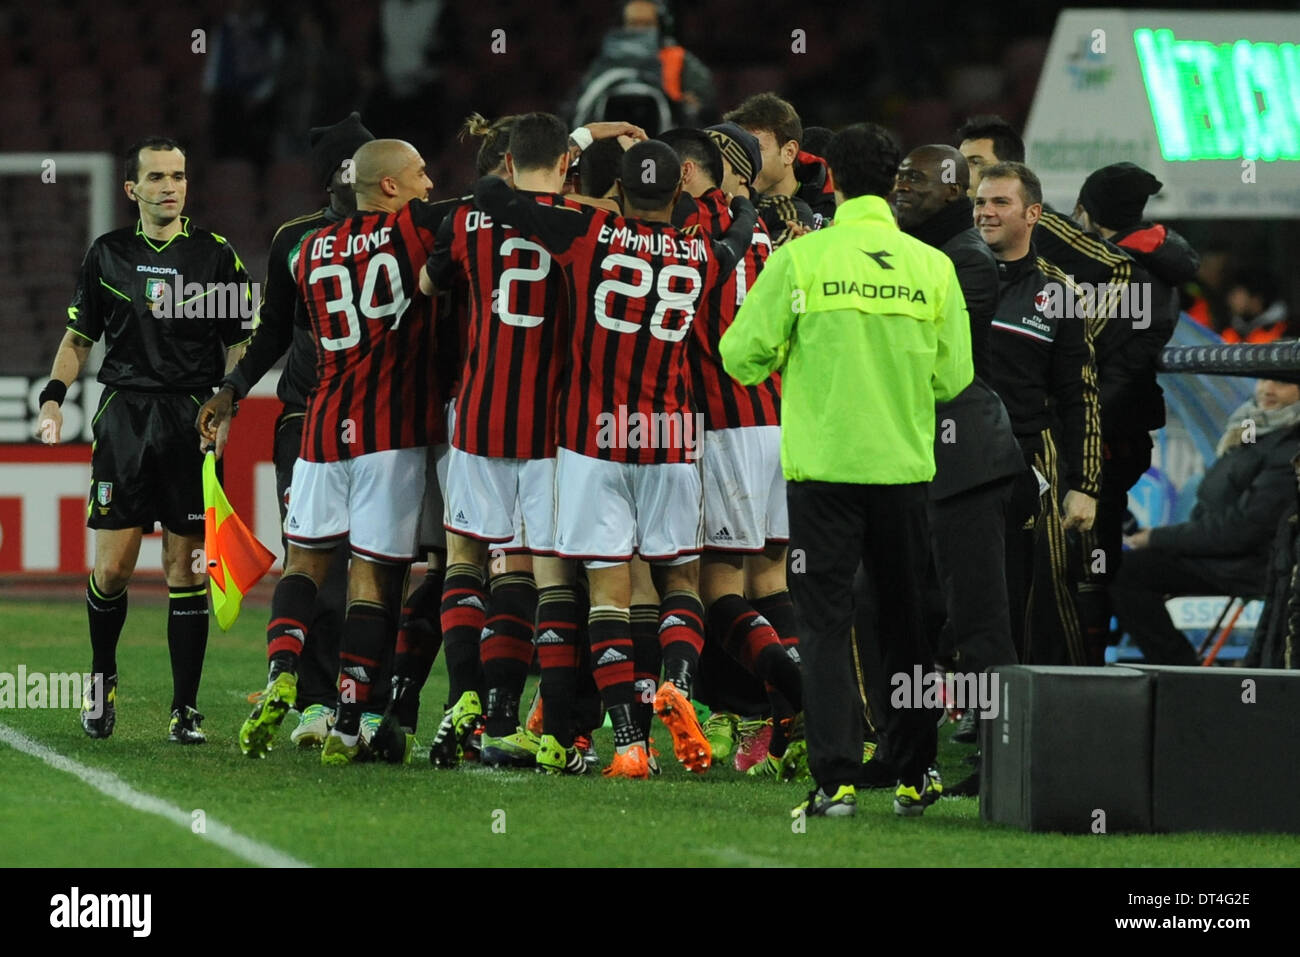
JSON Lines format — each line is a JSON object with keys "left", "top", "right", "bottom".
{"left": 309, "top": 252, "right": 408, "bottom": 351}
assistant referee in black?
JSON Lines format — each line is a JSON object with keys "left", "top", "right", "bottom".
{"left": 37, "top": 137, "right": 252, "bottom": 744}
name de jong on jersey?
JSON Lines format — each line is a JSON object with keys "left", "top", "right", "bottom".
{"left": 292, "top": 199, "right": 457, "bottom": 462}
{"left": 426, "top": 191, "right": 574, "bottom": 459}
{"left": 472, "top": 176, "right": 756, "bottom": 465}
{"left": 66, "top": 218, "right": 252, "bottom": 391}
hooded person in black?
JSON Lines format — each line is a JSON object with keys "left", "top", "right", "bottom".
{"left": 1071, "top": 162, "right": 1199, "bottom": 661}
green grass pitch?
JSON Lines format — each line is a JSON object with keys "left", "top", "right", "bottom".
{"left": 1, "top": 597, "right": 1296, "bottom": 868}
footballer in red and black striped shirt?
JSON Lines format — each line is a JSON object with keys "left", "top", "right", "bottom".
{"left": 475, "top": 130, "right": 757, "bottom": 777}
{"left": 677, "top": 185, "right": 779, "bottom": 431}
{"left": 659, "top": 127, "right": 802, "bottom": 766}
{"left": 243, "top": 140, "right": 458, "bottom": 762}
{"left": 426, "top": 192, "right": 574, "bottom": 459}
{"left": 473, "top": 156, "right": 756, "bottom": 466}
{"left": 292, "top": 188, "right": 459, "bottom": 462}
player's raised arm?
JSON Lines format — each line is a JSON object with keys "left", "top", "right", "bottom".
{"left": 420, "top": 208, "right": 459, "bottom": 296}
{"left": 472, "top": 174, "right": 589, "bottom": 256}
{"left": 709, "top": 195, "right": 757, "bottom": 275}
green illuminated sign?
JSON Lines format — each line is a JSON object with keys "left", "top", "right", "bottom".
{"left": 1134, "top": 28, "right": 1300, "bottom": 161}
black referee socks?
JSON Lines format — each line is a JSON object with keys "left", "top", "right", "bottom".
{"left": 167, "top": 588, "right": 209, "bottom": 714}
{"left": 87, "top": 574, "right": 127, "bottom": 679}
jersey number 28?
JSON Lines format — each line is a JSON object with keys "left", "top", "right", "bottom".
{"left": 593, "top": 254, "right": 702, "bottom": 342}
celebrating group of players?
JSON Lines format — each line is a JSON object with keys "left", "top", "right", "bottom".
{"left": 209, "top": 105, "right": 811, "bottom": 779}
{"left": 41, "top": 90, "right": 828, "bottom": 780}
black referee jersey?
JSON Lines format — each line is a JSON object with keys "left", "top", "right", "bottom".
{"left": 67, "top": 217, "right": 253, "bottom": 391}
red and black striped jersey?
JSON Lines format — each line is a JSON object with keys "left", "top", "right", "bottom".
{"left": 677, "top": 188, "right": 781, "bottom": 430}
{"left": 473, "top": 176, "right": 757, "bottom": 464}
{"left": 426, "top": 191, "right": 574, "bottom": 458}
{"left": 291, "top": 198, "right": 456, "bottom": 462}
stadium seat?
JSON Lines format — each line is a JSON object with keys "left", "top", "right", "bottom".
{"left": 0, "top": 98, "right": 45, "bottom": 138}
{"left": 267, "top": 159, "right": 313, "bottom": 196}
{"left": 31, "top": 37, "right": 88, "bottom": 74}
{"left": 116, "top": 67, "right": 168, "bottom": 105}
{"left": 52, "top": 68, "right": 105, "bottom": 106}
{"left": 204, "top": 159, "right": 258, "bottom": 203}
{"left": 946, "top": 65, "right": 1006, "bottom": 109}
{"left": 52, "top": 99, "right": 112, "bottom": 152}
{"left": 897, "top": 98, "right": 955, "bottom": 150}
{"left": 0, "top": 68, "right": 43, "bottom": 102}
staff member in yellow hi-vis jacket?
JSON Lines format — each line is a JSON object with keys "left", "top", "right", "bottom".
{"left": 721, "top": 122, "right": 973, "bottom": 820}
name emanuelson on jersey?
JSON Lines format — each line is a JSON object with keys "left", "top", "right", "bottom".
{"left": 146, "top": 273, "right": 260, "bottom": 323}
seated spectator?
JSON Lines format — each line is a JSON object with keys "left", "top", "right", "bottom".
{"left": 1113, "top": 378, "right": 1300, "bottom": 664}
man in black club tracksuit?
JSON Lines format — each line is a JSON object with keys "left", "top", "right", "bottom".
{"left": 975, "top": 162, "right": 1102, "bottom": 666}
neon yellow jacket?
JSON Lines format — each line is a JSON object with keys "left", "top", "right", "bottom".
{"left": 719, "top": 194, "right": 973, "bottom": 484}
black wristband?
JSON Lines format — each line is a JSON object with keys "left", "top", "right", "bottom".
{"left": 39, "top": 380, "right": 67, "bottom": 407}
{"left": 217, "top": 383, "right": 240, "bottom": 417}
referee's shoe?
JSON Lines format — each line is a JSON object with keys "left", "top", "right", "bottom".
{"left": 168, "top": 706, "right": 207, "bottom": 744}
{"left": 80, "top": 673, "right": 117, "bottom": 739}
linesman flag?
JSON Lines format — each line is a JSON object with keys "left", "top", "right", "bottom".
{"left": 203, "top": 451, "right": 275, "bottom": 630}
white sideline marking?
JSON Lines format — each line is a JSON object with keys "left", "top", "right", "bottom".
{"left": 0, "top": 721, "right": 310, "bottom": 868}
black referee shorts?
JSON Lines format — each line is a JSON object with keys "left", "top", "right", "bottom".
{"left": 87, "top": 388, "right": 213, "bottom": 536}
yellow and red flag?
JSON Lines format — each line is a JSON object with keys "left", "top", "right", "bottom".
{"left": 203, "top": 451, "right": 275, "bottom": 630}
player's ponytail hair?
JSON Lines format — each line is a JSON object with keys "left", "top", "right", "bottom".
{"left": 461, "top": 113, "right": 517, "bottom": 177}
